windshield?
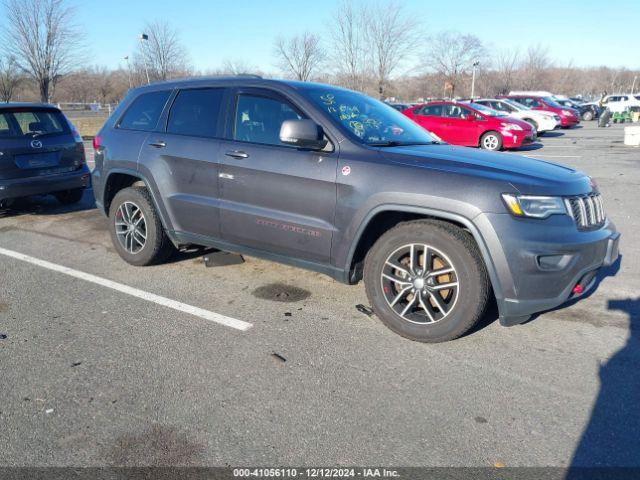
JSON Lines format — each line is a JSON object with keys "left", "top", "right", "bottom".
{"left": 542, "top": 97, "right": 564, "bottom": 108}
{"left": 305, "top": 87, "right": 438, "bottom": 146}
{"left": 504, "top": 99, "right": 528, "bottom": 110}
{"left": 469, "top": 103, "right": 505, "bottom": 117}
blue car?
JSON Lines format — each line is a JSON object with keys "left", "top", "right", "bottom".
{"left": 0, "top": 103, "right": 91, "bottom": 208}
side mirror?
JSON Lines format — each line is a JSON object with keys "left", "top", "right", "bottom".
{"left": 280, "top": 119, "right": 328, "bottom": 150}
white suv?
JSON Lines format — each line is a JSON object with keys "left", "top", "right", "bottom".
{"left": 601, "top": 94, "right": 640, "bottom": 113}
{"left": 474, "top": 98, "right": 560, "bottom": 135}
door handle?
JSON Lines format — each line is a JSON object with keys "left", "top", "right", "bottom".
{"left": 225, "top": 150, "right": 249, "bottom": 159}
{"left": 149, "top": 140, "right": 166, "bottom": 148}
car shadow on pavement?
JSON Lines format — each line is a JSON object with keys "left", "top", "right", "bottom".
{"left": 541, "top": 131, "right": 565, "bottom": 138}
{"left": 566, "top": 295, "right": 640, "bottom": 476}
{"left": 516, "top": 143, "right": 544, "bottom": 152}
{"left": 0, "top": 190, "right": 96, "bottom": 219}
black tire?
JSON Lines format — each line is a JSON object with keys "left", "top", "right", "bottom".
{"left": 364, "top": 220, "right": 490, "bottom": 343}
{"left": 479, "top": 131, "right": 502, "bottom": 151}
{"left": 54, "top": 188, "right": 84, "bottom": 205}
{"left": 109, "top": 186, "right": 174, "bottom": 266}
{"left": 582, "top": 110, "right": 594, "bottom": 121}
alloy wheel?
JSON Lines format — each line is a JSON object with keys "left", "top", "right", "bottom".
{"left": 380, "top": 243, "right": 459, "bottom": 324}
{"left": 114, "top": 201, "right": 147, "bottom": 254}
{"left": 482, "top": 134, "right": 499, "bottom": 150}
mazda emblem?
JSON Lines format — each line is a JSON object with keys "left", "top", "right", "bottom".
{"left": 31, "top": 139, "right": 43, "bottom": 149}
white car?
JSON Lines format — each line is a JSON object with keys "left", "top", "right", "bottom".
{"left": 600, "top": 94, "right": 640, "bottom": 113}
{"left": 474, "top": 98, "right": 560, "bottom": 135}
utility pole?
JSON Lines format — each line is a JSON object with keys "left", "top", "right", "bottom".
{"left": 124, "top": 56, "right": 132, "bottom": 89}
{"left": 471, "top": 61, "right": 480, "bottom": 99}
{"left": 139, "top": 33, "right": 150, "bottom": 85}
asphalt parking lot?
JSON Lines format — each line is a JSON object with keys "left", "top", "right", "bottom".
{"left": 0, "top": 122, "right": 638, "bottom": 468}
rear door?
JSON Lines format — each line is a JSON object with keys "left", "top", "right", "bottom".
{"left": 0, "top": 108, "right": 83, "bottom": 181}
{"left": 411, "top": 104, "right": 446, "bottom": 139}
{"left": 137, "top": 87, "right": 227, "bottom": 239}
{"left": 217, "top": 88, "right": 338, "bottom": 264}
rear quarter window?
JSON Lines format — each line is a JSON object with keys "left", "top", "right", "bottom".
{"left": 118, "top": 90, "right": 171, "bottom": 131}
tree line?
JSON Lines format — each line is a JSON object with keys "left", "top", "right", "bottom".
{"left": 1, "top": 0, "right": 638, "bottom": 105}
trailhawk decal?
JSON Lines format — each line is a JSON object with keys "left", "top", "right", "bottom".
{"left": 256, "top": 218, "right": 321, "bottom": 237}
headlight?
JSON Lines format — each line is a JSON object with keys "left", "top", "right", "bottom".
{"left": 502, "top": 194, "right": 567, "bottom": 218}
{"left": 501, "top": 123, "right": 523, "bottom": 131}
{"left": 561, "top": 109, "right": 572, "bottom": 116}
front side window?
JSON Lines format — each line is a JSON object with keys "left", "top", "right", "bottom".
{"left": 0, "top": 109, "right": 69, "bottom": 138}
{"left": 306, "top": 87, "right": 438, "bottom": 145}
{"left": 444, "top": 104, "right": 473, "bottom": 119}
{"left": 233, "top": 94, "right": 304, "bottom": 146}
{"left": 119, "top": 90, "right": 171, "bottom": 131}
{"left": 167, "top": 88, "right": 224, "bottom": 138}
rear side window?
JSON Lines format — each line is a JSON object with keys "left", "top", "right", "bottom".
{"left": 0, "top": 109, "right": 69, "bottom": 138}
{"left": 167, "top": 88, "right": 224, "bottom": 138}
{"left": 118, "top": 91, "right": 171, "bottom": 131}
{"left": 233, "top": 94, "right": 304, "bottom": 146}
{"left": 417, "top": 105, "right": 443, "bottom": 116}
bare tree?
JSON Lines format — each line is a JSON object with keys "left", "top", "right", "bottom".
{"left": 519, "top": 44, "right": 552, "bottom": 89}
{"left": 2, "top": 0, "right": 82, "bottom": 102}
{"left": 493, "top": 47, "right": 520, "bottom": 94}
{"left": 273, "top": 32, "right": 325, "bottom": 81}
{"left": 330, "top": 0, "right": 367, "bottom": 91}
{"left": 364, "top": 1, "right": 420, "bottom": 99}
{"left": 137, "top": 20, "right": 190, "bottom": 82}
{"left": 221, "top": 59, "right": 261, "bottom": 76}
{"left": 424, "top": 31, "right": 485, "bottom": 98}
{"left": 0, "top": 56, "right": 22, "bottom": 102}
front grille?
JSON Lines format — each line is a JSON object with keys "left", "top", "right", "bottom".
{"left": 565, "top": 193, "right": 606, "bottom": 230}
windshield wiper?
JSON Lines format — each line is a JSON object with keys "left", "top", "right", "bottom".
{"left": 368, "top": 140, "right": 441, "bottom": 147}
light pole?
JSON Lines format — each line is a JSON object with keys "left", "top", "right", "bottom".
{"left": 124, "top": 55, "right": 132, "bottom": 89}
{"left": 139, "top": 33, "right": 150, "bottom": 85}
{"left": 471, "top": 61, "right": 480, "bottom": 99}
{"left": 632, "top": 75, "right": 638, "bottom": 94}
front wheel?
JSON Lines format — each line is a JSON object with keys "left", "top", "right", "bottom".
{"left": 109, "top": 186, "right": 175, "bottom": 266}
{"left": 480, "top": 131, "right": 502, "bottom": 151}
{"left": 364, "top": 220, "right": 490, "bottom": 343}
{"left": 582, "top": 110, "right": 594, "bottom": 121}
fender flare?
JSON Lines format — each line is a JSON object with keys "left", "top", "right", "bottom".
{"left": 103, "top": 168, "right": 174, "bottom": 235}
{"left": 344, "top": 204, "right": 505, "bottom": 304}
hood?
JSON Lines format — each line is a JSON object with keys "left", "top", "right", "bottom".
{"left": 378, "top": 144, "right": 592, "bottom": 196}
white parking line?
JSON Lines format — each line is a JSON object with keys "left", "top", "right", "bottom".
{"left": 0, "top": 247, "right": 252, "bottom": 332}
{"left": 525, "top": 155, "right": 582, "bottom": 158}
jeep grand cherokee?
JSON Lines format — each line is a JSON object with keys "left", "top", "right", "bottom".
{"left": 92, "top": 77, "right": 620, "bottom": 342}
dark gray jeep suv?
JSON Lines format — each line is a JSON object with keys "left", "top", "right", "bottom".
{"left": 0, "top": 103, "right": 90, "bottom": 208}
{"left": 92, "top": 77, "right": 620, "bottom": 342}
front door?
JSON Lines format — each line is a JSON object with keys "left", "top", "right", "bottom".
{"left": 443, "top": 104, "right": 478, "bottom": 146}
{"left": 217, "top": 89, "right": 338, "bottom": 264}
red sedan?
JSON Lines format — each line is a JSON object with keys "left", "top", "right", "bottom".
{"left": 501, "top": 95, "right": 580, "bottom": 128}
{"left": 402, "top": 101, "right": 536, "bottom": 151}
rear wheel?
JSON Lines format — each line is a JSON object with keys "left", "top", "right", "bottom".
{"left": 480, "top": 131, "right": 502, "bottom": 151}
{"left": 109, "top": 186, "right": 174, "bottom": 266}
{"left": 54, "top": 188, "right": 84, "bottom": 205}
{"left": 364, "top": 220, "right": 490, "bottom": 343}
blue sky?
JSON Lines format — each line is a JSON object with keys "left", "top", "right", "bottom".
{"left": 16, "top": 0, "right": 640, "bottom": 71}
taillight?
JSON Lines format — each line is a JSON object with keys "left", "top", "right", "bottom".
{"left": 92, "top": 135, "right": 101, "bottom": 151}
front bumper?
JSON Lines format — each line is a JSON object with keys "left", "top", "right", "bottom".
{"left": 502, "top": 130, "right": 536, "bottom": 149}
{"left": 475, "top": 212, "right": 619, "bottom": 326}
{"left": 0, "top": 165, "right": 91, "bottom": 201}
{"left": 560, "top": 116, "right": 580, "bottom": 127}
